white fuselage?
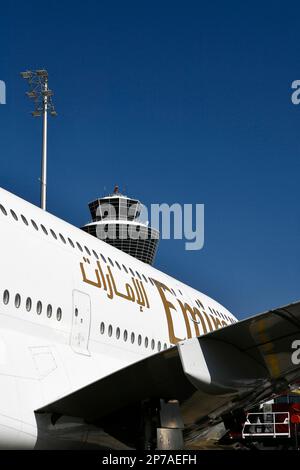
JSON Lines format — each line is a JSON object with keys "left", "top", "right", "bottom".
{"left": 0, "top": 187, "right": 237, "bottom": 448}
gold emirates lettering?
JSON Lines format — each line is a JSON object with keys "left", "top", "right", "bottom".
{"left": 80, "top": 260, "right": 225, "bottom": 345}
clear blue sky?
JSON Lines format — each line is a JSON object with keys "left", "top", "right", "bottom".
{"left": 1, "top": 0, "right": 300, "bottom": 319}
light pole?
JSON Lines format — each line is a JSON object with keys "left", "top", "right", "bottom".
{"left": 21, "top": 69, "right": 57, "bottom": 211}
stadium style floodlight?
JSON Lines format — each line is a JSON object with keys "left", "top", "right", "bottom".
{"left": 20, "top": 71, "right": 32, "bottom": 79}
{"left": 20, "top": 68, "right": 57, "bottom": 211}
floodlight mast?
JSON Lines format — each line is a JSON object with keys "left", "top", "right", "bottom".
{"left": 41, "top": 79, "right": 48, "bottom": 211}
{"left": 20, "top": 69, "right": 57, "bottom": 211}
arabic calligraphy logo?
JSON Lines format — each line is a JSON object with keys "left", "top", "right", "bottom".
{"left": 80, "top": 257, "right": 150, "bottom": 310}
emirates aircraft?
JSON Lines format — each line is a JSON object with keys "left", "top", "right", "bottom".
{"left": 0, "top": 185, "right": 299, "bottom": 450}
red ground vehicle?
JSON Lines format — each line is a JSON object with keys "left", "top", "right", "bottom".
{"left": 221, "top": 393, "right": 300, "bottom": 449}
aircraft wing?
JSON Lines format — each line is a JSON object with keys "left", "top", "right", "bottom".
{"left": 36, "top": 300, "right": 300, "bottom": 432}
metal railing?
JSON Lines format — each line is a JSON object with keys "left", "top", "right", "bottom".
{"left": 242, "top": 412, "right": 290, "bottom": 439}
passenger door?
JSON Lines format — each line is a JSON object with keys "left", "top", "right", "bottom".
{"left": 71, "top": 290, "right": 91, "bottom": 356}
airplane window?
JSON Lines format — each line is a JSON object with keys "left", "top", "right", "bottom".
{"left": 100, "top": 254, "right": 106, "bottom": 263}
{"left": 138, "top": 334, "right": 142, "bottom": 345}
{"left": 116, "top": 327, "right": 120, "bottom": 339}
{"left": 41, "top": 224, "right": 48, "bottom": 235}
{"left": 10, "top": 210, "right": 18, "bottom": 221}
{"left": 100, "top": 322, "right": 105, "bottom": 334}
{"left": 164, "top": 343, "right": 168, "bottom": 350}
{"left": 92, "top": 250, "right": 99, "bottom": 259}
{"left": 59, "top": 233, "right": 67, "bottom": 244}
{"left": 21, "top": 215, "right": 29, "bottom": 226}
{"left": 108, "top": 258, "right": 114, "bottom": 267}
{"left": 47, "top": 304, "right": 52, "bottom": 318}
{"left": 31, "top": 220, "right": 38, "bottom": 231}
{"left": 145, "top": 337, "right": 149, "bottom": 348}
{"left": 15, "top": 293, "right": 21, "bottom": 308}
{"left": 68, "top": 238, "right": 75, "bottom": 248}
{"left": 142, "top": 275, "right": 148, "bottom": 283}
{"left": 0, "top": 204, "right": 7, "bottom": 216}
{"left": 76, "top": 242, "right": 83, "bottom": 252}
{"left": 129, "top": 268, "right": 135, "bottom": 277}
{"left": 151, "top": 339, "right": 155, "bottom": 350}
{"left": 36, "top": 301, "right": 42, "bottom": 315}
{"left": 50, "top": 229, "right": 57, "bottom": 240}
{"left": 208, "top": 307, "right": 212, "bottom": 313}
{"left": 56, "top": 307, "right": 62, "bottom": 321}
{"left": 123, "top": 330, "right": 128, "bottom": 342}
{"left": 178, "top": 289, "right": 183, "bottom": 295}
{"left": 171, "top": 289, "right": 176, "bottom": 296}
{"left": 108, "top": 325, "right": 113, "bottom": 337}
{"left": 136, "top": 272, "right": 142, "bottom": 280}
{"left": 115, "top": 261, "right": 121, "bottom": 270}
{"left": 122, "top": 264, "right": 128, "bottom": 273}
{"left": 149, "top": 278, "right": 154, "bottom": 285}
{"left": 59, "top": 234, "right": 66, "bottom": 244}
{"left": 3, "top": 290, "right": 9, "bottom": 305}
{"left": 26, "top": 297, "right": 32, "bottom": 311}
{"left": 157, "top": 341, "right": 161, "bottom": 352}
{"left": 84, "top": 246, "right": 91, "bottom": 256}
{"left": 131, "top": 332, "right": 135, "bottom": 344}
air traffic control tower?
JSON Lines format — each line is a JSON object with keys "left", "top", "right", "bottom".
{"left": 81, "top": 186, "right": 159, "bottom": 265}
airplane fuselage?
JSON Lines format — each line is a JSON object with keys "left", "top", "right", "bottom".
{"left": 0, "top": 187, "right": 237, "bottom": 448}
